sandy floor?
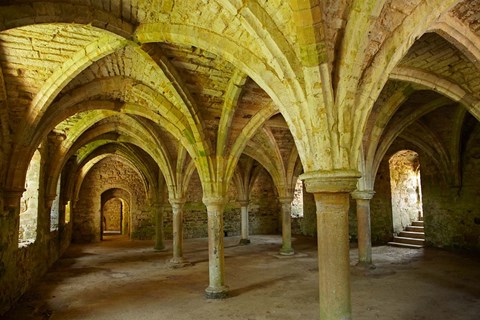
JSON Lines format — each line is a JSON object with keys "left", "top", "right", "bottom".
{"left": 3, "top": 235, "right": 480, "bottom": 320}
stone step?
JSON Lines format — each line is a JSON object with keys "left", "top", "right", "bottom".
{"left": 399, "top": 231, "right": 425, "bottom": 239}
{"left": 406, "top": 225, "right": 424, "bottom": 232}
{"left": 412, "top": 221, "right": 424, "bottom": 227}
{"left": 387, "top": 241, "right": 424, "bottom": 249}
{"left": 392, "top": 236, "right": 425, "bottom": 246}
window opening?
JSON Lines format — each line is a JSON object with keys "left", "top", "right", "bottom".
{"left": 291, "top": 178, "right": 304, "bottom": 218}
{"left": 65, "top": 200, "right": 71, "bottom": 223}
{"left": 50, "top": 175, "right": 61, "bottom": 231}
{"left": 19, "top": 150, "right": 41, "bottom": 247}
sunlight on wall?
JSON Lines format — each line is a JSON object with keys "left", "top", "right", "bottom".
{"left": 50, "top": 176, "right": 61, "bottom": 231}
{"left": 65, "top": 201, "right": 71, "bottom": 223}
{"left": 291, "top": 179, "right": 304, "bottom": 218}
{"left": 19, "top": 150, "right": 41, "bottom": 247}
{"left": 389, "top": 150, "right": 423, "bottom": 234}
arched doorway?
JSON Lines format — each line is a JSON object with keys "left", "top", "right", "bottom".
{"left": 389, "top": 150, "right": 423, "bottom": 232}
{"left": 102, "top": 198, "right": 124, "bottom": 235}
{"left": 101, "top": 188, "right": 131, "bottom": 240}
{"left": 388, "top": 150, "right": 425, "bottom": 248}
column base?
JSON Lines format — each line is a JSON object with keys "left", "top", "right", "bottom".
{"left": 205, "top": 286, "right": 229, "bottom": 299}
{"left": 154, "top": 245, "right": 167, "bottom": 252}
{"left": 168, "top": 257, "right": 192, "bottom": 269}
{"left": 239, "top": 238, "right": 251, "bottom": 245}
{"left": 355, "top": 261, "right": 376, "bottom": 270}
{"left": 279, "top": 247, "right": 295, "bottom": 256}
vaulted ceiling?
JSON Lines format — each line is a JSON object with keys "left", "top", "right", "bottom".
{"left": 0, "top": 0, "right": 479, "bottom": 200}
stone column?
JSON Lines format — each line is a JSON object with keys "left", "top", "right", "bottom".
{"left": 239, "top": 200, "right": 250, "bottom": 245}
{"left": 168, "top": 199, "right": 191, "bottom": 268}
{"left": 351, "top": 190, "right": 375, "bottom": 269}
{"left": 203, "top": 196, "right": 228, "bottom": 299}
{"left": 279, "top": 196, "right": 294, "bottom": 255}
{"left": 302, "top": 170, "right": 360, "bottom": 320}
{"left": 153, "top": 202, "right": 166, "bottom": 251}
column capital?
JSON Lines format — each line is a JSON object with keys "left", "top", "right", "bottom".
{"left": 237, "top": 199, "right": 249, "bottom": 207}
{"left": 300, "top": 169, "right": 360, "bottom": 193}
{"left": 45, "top": 194, "right": 57, "bottom": 208}
{"left": 3, "top": 187, "right": 25, "bottom": 208}
{"left": 351, "top": 190, "right": 375, "bottom": 200}
{"left": 203, "top": 196, "right": 226, "bottom": 207}
{"left": 168, "top": 198, "right": 186, "bottom": 206}
{"left": 278, "top": 196, "right": 294, "bottom": 204}
{"left": 47, "top": 130, "right": 66, "bottom": 146}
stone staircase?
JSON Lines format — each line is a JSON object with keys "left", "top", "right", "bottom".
{"left": 388, "top": 218, "right": 425, "bottom": 249}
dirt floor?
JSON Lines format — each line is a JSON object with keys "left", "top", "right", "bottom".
{"left": 3, "top": 235, "right": 480, "bottom": 320}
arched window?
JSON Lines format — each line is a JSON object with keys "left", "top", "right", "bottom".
{"left": 19, "top": 149, "right": 41, "bottom": 247}
{"left": 50, "top": 175, "right": 61, "bottom": 231}
{"left": 389, "top": 150, "right": 424, "bottom": 234}
{"left": 291, "top": 178, "right": 304, "bottom": 218}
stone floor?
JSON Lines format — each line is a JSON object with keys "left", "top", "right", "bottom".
{"left": 3, "top": 235, "right": 480, "bottom": 320}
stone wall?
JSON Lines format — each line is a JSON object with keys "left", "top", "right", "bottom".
{"left": 0, "top": 145, "right": 72, "bottom": 315}
{"left": 371, "top": 133, "right": 480, "bottom": 250}
{"left": 73, "top": 157, "right": 149, "bottom": 242}
{"left": 371, "top": 139, "right": 428, "bottom": 245}
{"left": 162, "top": 169, "right": 280, "bottom": 239}
{"left": 50, "top": 177, "right": 61, "bottom": 231}
{"left": 422, "top": 125, "right": 480, "bottom": 250}
{"left": 18, "top": 150, "right": 41, "bottom": 244}
{"left": 389, "top": 150, "right": 422, "bottom": 234}
{"left": 293, "top": 182, "right": 317, "bottom": 237}
{"left": 371, "top": 155, "right": 394, "bottom": 244}
{"left": 74, "top": 158, "right": 281, "bottom": 242}
{"left": 103, "top": 198, "right": 122, "bottom": 232}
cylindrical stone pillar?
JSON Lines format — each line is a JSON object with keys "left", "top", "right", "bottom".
{"left": 303, "top": 170, "right": 359, "bottom": 320}
{"left": 352, "top": 190, "right": 375, "bottom": 269}
{"left": 239, "top": 200, "right": 250, "bottom": 245}
{"left": 169, "top": 199, "right": 191, "bottom": 267}
{"left": 154, "top": 202, "right": 166, "bottom": 251}
{"left": 203, "top": 196, "right": 228, "bottom": 299}
{"left": 279, "top": 196, "right": 294, "bottom": 255}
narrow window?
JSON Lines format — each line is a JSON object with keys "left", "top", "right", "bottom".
{"left": 65, "top": 200, "right": 71, "bottom": 224}
{"left": 19, "top": 150, "right": 41, "bottom": 247}
{"left": 291, "top": 178, "right": 304, "bottom": 218}
{"left": 50, "top": 176, "right": 61, "bottom": 231}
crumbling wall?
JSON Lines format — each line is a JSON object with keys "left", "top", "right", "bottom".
{"left": 0, "top": 144, "right": 72, "bottom": 315}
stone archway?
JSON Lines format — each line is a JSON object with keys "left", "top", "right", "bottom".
{"left": 101, "top": 188, "right": 131, "bottom": 240}
{"left": 389, "top": 150, "right": 424, "bottom": 235}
